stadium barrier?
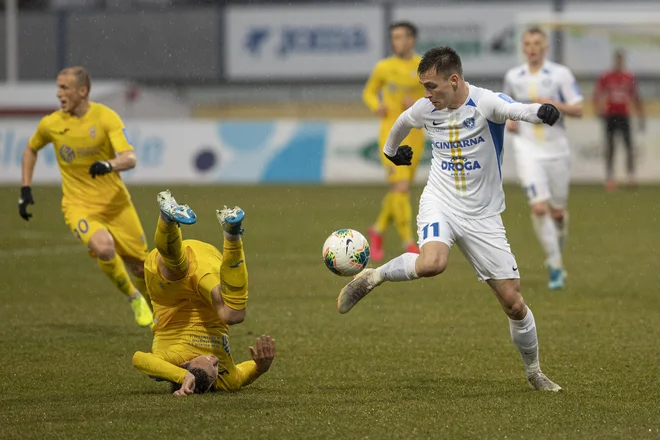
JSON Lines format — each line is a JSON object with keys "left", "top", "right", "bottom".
{"left": 0, "top": 118, "right": 657, "bottom": 185}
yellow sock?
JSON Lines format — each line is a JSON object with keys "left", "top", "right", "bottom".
{"left": 374, "top": 192, "right": 393, "bottom": 233}
{"left": 132, "top": 275, "right": 152, "bottom": 308}
{"left": 220, "top": 239, "right": 248, "bottom": 310}
{"left": 97, "top": 254, "right": 136, "bottom": 297}
{"left": 154, "top": 216, "right": 188, "bottom": 275}
{"left": 391, "top": 192, "right": 414, "bottom": 245}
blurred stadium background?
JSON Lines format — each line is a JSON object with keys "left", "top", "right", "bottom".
{"left": 1, "top": 0, "right": 660, "bottom": 185}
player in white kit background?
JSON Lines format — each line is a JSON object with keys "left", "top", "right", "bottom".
{"left": 503, "top": 27, "right": 583, "bottom": 290}
{"left": 338, "top": 46, "right": 563, "bottom": 392}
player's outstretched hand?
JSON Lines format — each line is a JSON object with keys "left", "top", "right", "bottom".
{"left": 384, "top": 145, "right": 413, "bottom": 166}
{"left": 18, "top": 186, "right": 34, "bottom": 221}
{"left": 89, "top": 160, "right": 113, "bottom": 178}
{"left": 537, "top": 103, "right": 560, "bottom": 126}
{"left": 173, "top": 372, "right": 196, "bottom": 396}
{"left": 250, "top": 334, "right": 275, "bottom": 374}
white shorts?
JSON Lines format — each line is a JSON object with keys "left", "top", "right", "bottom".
{"left": 513, "top": 138, "right": 571, "bottom": 208}
{"left": 416, "top": 198, "right": 519, "bottom": 281}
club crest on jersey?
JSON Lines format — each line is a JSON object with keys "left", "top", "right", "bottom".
{"left": 59, "top": 145, "right": 75, "bottom": 163}
{"left": 89, "top": 126, "right": 96, "bottom": 138}
{"left": 463, "top": 117, "right": 476, "bottom": 130}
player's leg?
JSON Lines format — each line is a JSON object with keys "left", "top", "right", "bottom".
{"left": 104, "top": 202, "right": 150, "bottom": 302}
{"left": 337, "top": 197, "right": 455, "bottom": 314}
{"left": 87, "top": 224, "right": 151, "bottom": 327}
{"left": 156, "top": 190, "right": 197, "bottom": 281}
{"left": 546, "top": 156, "right": 571, "bottom": 256}
{"left": 620, "top": 116, "right": 635, "bottom": 186}
{"left": 515, "top": 149, "right": 564, "bottom": 289}
{"left": 488, "top": 279, "right": 562, "bottom": 391}
{"left": 457, "top": 215, "right": 561, "bottom": 391}
{"left": 605, "top": 116, "right": 617, "bottom": 192}
{"left": 216, "top": 205, "right": 248, "bottom": 310}
{"left": 369, "top": 125, "right": 396, "bottom": 262}
{"left": 64, "top": 208, "right": 151, "bottom": 326}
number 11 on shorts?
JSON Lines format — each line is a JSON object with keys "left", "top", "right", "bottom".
{"left": 422, "top": 222, "right": 440, "bottom": 240}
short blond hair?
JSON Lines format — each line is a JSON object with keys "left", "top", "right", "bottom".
{"left": 59, "top": 66, "right": 91, "bottom": 98}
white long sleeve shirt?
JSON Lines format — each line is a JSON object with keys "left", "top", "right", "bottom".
{"left": 384, "top": 84, "right": 543, "bottom": 218}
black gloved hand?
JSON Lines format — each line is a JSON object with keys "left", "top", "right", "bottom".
{"left": 18, "top": 186, "right": 34, "bottom": 221}
{"left": 537, "top": 103, "right": 560, "bottom": 126}
{"left": 384, "top": 145, "right": 413, "bottom": 166}
{"left": 89, "top": 160, "right": 113, "bottom": 178}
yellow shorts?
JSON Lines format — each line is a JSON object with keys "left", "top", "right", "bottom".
{"left": 64, "top": 202, "right": 148, "bottom": 261}
{"left": 379, "top": 122, "right": 425, "bottom": 183}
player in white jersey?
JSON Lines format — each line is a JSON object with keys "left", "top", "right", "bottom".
{"left": 503, "top": 27, "right": 583, "bottom": 290}
{"left": 337, "top": 46, "right": 563, "bottom": 392}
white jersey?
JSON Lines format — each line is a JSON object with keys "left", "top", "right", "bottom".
{"left": 503, "top": 60, "right": 583, "bottom": 158}
{"left": 384, "top": 84, "right": 543, "bottom": 218}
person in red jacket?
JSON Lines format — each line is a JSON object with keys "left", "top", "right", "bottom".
{"left": 593, "top": 50, "right": 645, "bottom": 191}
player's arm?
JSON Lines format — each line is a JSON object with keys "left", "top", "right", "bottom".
{"left": 19, "top": 119, "right": 51, "bottom": 220}
{"left": 479, "top": 91, "right": 559, "bottom": 126}
{"left": 502, "top": 72, "right": 519, "bottom": 133}
{"left": 363, "top": 62, "right": 387, "bottom": 117}
{"left": 539, "top": 68, "right": 583, "bottom": 118}
{"left": 213, "top": 335, "right": 275, "bottom": 391}
{"left": 89, "top": 108, "right": 137, "bottom": 177}
{"left": 592, "top": 75, "right": 606, "bottom": 117}
{"left": 382, "top": 100, "right": 424, "bottom": 166}
{"left": 631, "top": 74, "right": 645, "bottom": 131}
{"left": 132, "top": 351, "right": 188, "bottom": 384}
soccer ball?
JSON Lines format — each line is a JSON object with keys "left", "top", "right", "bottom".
{"left": 322, "top": 229, "right": 370, "bottom": 276}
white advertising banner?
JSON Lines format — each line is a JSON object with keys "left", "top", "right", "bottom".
{"left": 392, "top": 4, "right": 551, "bottom": 76}
{"left": 1, "top": 118, "right": 658, "bottom": 185}
{"left": 0, "top": 120, "right": 329, "bottom": 184}
{"left": 225, "top": 5, "right": 384, "bottom": 80}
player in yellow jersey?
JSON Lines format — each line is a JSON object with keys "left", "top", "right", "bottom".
{"left": 19, "top": 67, "right": 152, "bottom": 327}
{"left": 132, "top": 190, "right": 275, "bottom": 395}
{"left": 363, "top": 22, "right": 425, "bottom": 262}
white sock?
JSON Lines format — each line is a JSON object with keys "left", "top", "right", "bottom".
{"left": 531, "top": 213, "right": 563, "bottom": 269}
{"left": 376, "top": 252, "right": 419, "bottom": 282}
{"left": 554, "top": 211, "right": 568, "bottom": 253}
{"left": 509, "top": 306, "right": 540, "bottom": 375}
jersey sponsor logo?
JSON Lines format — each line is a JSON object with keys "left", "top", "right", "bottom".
{"left": 432, "top": 120, "right": 443, "bottom": 126}
{"left": 89, "top": 126, "right": 96, "bottom": 139}
{"left": 431, "top": 135, "right": 485, "bottom": 150}
{"left": 222, "top": 334, "right": 231, "bottom": 355}
{"left": 77, "top": 146, "right": 101, "bottom": 158}
{"left": 462, "top": 117, "right": 475, "bottom": 130}
{"left": 440, "top": 158, "right": 481, "bottom": 172}
{"left": 59, "top": 145, "right": 76, "bottom": 163}
{"left": 58, "top": 128, "right": 69, "bottom": 135}
{"left": 498, "top": 93, "right": 517, "bottom": 104}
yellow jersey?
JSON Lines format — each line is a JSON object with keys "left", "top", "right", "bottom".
{"left": 363, "top": 55, "right": 424, "bottom": 123}
{"left": 145, "top": 240, "right": 229, "bottom": 340}
{"left": 28, "top": 102, "right": 134, "bottom": 210}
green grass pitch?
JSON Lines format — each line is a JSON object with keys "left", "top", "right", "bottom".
{"left": 1, "top": 184, "right": 659, "bottom": 439}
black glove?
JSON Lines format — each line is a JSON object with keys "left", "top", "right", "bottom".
{"left": 89, "top": 160, "right": 113, "bottom": 178}
{"left": 537, "top": 103, "right": 560, "bottom": 126}
{"left": 18, "top": 186, "right": 34, "bottom": 221}
{"left": 384, "top": 145, "right": 413, "bottom": 166}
